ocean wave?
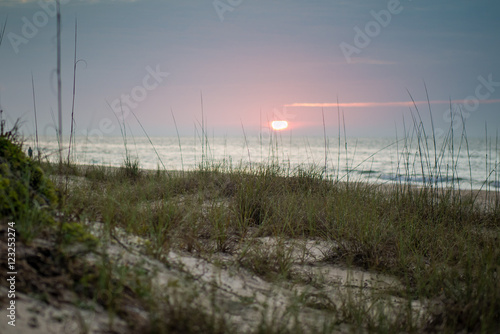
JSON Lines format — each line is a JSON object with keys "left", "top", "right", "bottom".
{"left": 490, "top": 181, "right": 500, "bottom": 188}
{"left": 379, "top": 174, "right": 463, "bottom": 184}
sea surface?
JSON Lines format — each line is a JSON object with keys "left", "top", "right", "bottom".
{"left": 32, "top": 135, "right": 499, "bottom": 191}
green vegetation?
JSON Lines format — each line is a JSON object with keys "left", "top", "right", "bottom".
{"left": 48, "top": 158, "right": 499, "bottom": 333}
{"left": 0, "top": 126, "right": 57, "bottom": 241}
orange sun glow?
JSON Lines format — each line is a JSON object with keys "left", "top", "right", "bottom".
{"left": 271, "top": 120, "right": 288, "bottom": 131}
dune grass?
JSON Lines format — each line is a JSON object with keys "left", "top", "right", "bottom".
{"left": 37, "top": 146, "right": 497, "bottom": 333}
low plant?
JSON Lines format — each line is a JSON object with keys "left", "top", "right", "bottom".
{"left": 0, "top": 130, "right": 58, "bottom": 241}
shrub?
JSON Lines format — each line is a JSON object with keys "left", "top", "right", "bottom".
{"left": 0, "top": 135, "right": 58, "bottom": 240}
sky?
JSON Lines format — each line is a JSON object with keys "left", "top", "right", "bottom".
{"left": 0, "top": 0, "right": 499, "bottom": 139}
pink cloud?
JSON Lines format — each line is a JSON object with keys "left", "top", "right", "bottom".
{"left": 285, "top": 99, "right": 500, "bottom": 108}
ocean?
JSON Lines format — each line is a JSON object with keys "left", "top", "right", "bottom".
{"left": 32, "top": 135, "right": 499, "bottom": 191}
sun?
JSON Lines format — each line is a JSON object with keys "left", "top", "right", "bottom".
{"left": 271, "top": 120, "right": 288, "bottom": 131}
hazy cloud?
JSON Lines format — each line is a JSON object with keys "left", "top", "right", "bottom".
{"left": 348, "top": 57, "right": 397, "bottom": 65}
{"left": 285, "top": 100, "right": 500, "bottom": 108}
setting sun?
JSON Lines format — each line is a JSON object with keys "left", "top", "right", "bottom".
{"left": 271, "top": 120, "right": 288, "bottom": 131}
